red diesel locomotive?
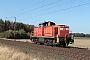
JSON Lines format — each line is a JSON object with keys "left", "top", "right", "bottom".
{"left": 30, "top": 21, "right": 74, "bottom": 47}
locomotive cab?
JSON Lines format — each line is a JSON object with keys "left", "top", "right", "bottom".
{"left": 54, "top": 24, "right": 74, "bottom": 46}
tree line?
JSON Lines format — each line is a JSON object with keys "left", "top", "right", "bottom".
{"left": 0, "top": 19, "right": 34, "bottom": 39}
{"left": 0, "top": 19, "right": 34, "bottom": 32}
{"left": 71, "top": 33, "right": 90, "bottom": 37}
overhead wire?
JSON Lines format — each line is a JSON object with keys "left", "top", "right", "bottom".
{"left": 20, "top": 2, "right": 90, "bottom": 20}
{"left": 19, "top": 0, "right": 45, "bottom": 11}
{"left": 14, "top": 0, "right": 62, "bottom": 17}
{"left": 17, "top": 0, "right": 76, "bottom": 17}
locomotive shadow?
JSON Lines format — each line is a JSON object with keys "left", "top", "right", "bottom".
{"left": 65, "top": 46, "right": 89, "bottom": 50}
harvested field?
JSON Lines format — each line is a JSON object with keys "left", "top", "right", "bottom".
{"left": 69, "top": 37, "right": 90, "bottom": 50}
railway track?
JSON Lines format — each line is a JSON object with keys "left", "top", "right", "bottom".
{"left": 0, "top": 39, "right": 90, "bottom": 60}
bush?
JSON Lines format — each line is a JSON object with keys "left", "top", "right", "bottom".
{"left": 0, "top": 29, "right": 30, "bottom": 39}
{"left": 0, "top": 32, "right": 8, "bottom": 38}
{"left": 0, "top": 33, "right": 4, "bottom": 38}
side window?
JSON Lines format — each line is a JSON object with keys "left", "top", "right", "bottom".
{"left": 46, "top": 24, "right": 48, "bottom": 26}
{"left": 43, "top": 23, "right": 48, "bottom": 26}
{"left": 39, "top": 25, "right": 43, "bottom": 28}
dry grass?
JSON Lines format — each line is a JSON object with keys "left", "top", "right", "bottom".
{"left": 1, "top": 38, "right": 32, "bottom": 43}
{"left": 16, "top": 39, "right": 32, "bottom": 43}
{"left": 0, "top": 45, "right": 37, "bottom": 60}
{"left": 0, "top": 44, "right": 53, "bottom": 60}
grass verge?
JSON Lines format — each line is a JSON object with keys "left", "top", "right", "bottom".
{"left": 0, "top": 44, "right": 36, "bottom": 60}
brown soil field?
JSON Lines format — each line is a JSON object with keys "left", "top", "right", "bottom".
{"left": 69, "top": 38, "right": 90, "bottom": 50}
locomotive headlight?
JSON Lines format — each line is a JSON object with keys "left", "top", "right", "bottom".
{"left": 60, "top": 28, "right": 63, "bottom": 30}
{"left": 66, "top": 28, "right": 69, "bottom": 30}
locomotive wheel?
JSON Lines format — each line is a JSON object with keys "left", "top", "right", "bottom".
{"left": 63, "top": 42, "right": 69, "bottom": 47}
{"left": 40, "top": 43, "right": 44, "bottom": 45}
{"left": 44, "top": 42, "right": 50, "bottom": 46}
{"left": 34, "top": 41, "right": 37, "bottom": 44}
{"left": 63, "top": 43, "right": 66, "bottom": 47}
{"left": 34, "top": 40, "right": 38, "bottom": 44}
{"left": 63, "top": 42, "right": 67, "bottom": 47}
{"left": 66, "top": 42, "right": 69, "bottom": 46}
{"left": 46, "top": 42, "right": 49, "bottom": 46}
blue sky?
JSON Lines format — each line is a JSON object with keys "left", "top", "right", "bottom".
{"left": 0, "top": 0, "right": 90, "bottom": 33}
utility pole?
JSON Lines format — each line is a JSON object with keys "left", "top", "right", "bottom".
{"left": 6, "top": 17, "right": 16, "bottom": 41}
{"left": 14, "top": 17, "right": 16, "bottom": 41}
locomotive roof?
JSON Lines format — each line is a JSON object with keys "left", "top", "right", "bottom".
{"left": 39, "top": 21, "right": 55, "bottom": 25}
